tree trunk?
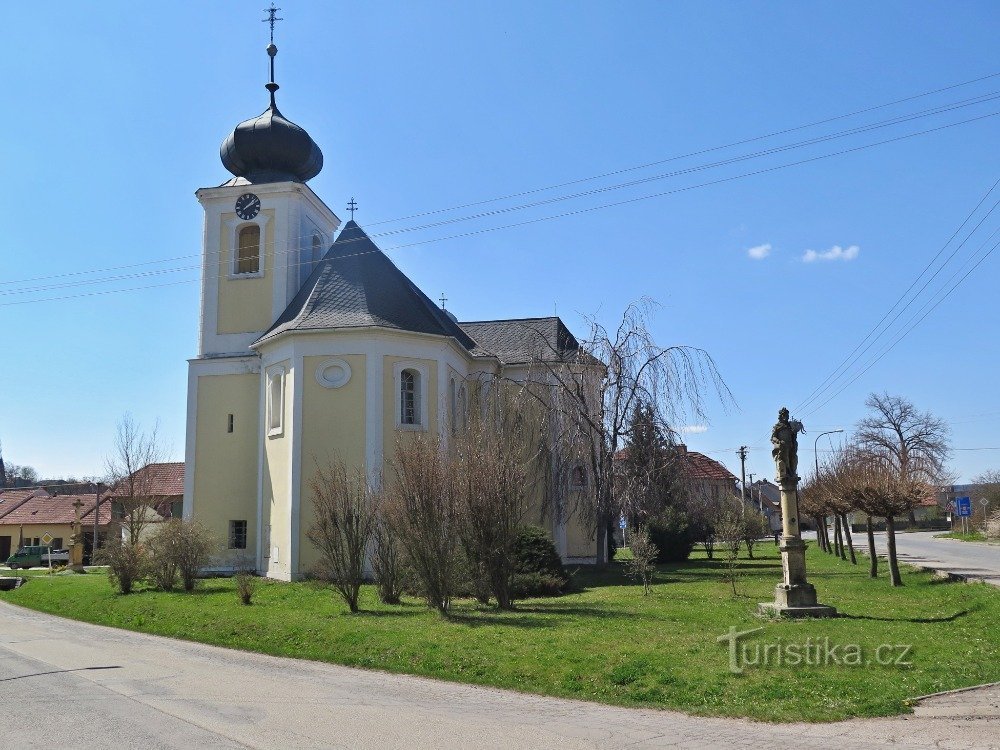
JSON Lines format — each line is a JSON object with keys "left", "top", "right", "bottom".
{"left": 834, "top": 514, "right": 845, "bottom": 560}
{"left": 885, "top": 515, "right": 903, "bottom": 586}
{"left": 866, "top": 514, "right": 878, "bottom": 578}
{"left": 840, "top": 513, "right": 857, "bottom": 565}
{"left": 822, "top": 515, "right": 834, "bottom": 554}
{"left": 815, "top": 516, "right": 827, "bottom": 552}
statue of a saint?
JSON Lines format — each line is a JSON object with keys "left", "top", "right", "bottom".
{"left": 771, "top": 407, "right": 805, "bottom": 483}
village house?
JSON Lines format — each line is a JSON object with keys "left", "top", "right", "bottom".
{"left": 0, "top": 488, "right": 112, "bottom": 564}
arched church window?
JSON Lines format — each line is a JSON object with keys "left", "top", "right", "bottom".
{"left": 400, "top": 369, "right": 420, "bottom": 425}
{"left": 311, "top": 233, "right": 322, "bottom": 263}
{"left": 237, "top": 224, "right": 261, "bottom": 274}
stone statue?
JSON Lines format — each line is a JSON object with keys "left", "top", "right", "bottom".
{"left": 771, "top": 407, "right": 805, "bottom": 484}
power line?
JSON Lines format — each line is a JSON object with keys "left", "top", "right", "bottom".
{"left": 5, "top": 108, "right": 998, "bottom": 307}
{"left": 4, "top": 83, "right": 999, "bottom": 291}
{"left": 802, "top": 231, "right": 1000, "bottom": 416}
{"left": 795, "top": 180, "right": 1000, "bottom": 412}
{"left": 363, "top": 71, "right": 1000, "bottom": 229}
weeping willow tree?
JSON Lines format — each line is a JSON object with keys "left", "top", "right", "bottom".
{"left": 525, "top": 299, "right": 733, "bottom": 564}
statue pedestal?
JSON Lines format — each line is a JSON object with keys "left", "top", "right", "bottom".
{"left": 758, "top": 480, "right": 837, "bottom": 618}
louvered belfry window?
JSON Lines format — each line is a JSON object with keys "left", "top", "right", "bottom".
{"left": 237, "top": 225, "right": 261, "bottom": 274}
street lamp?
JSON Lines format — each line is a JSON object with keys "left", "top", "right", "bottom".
{"left": 813, "top": 429, "right": 845, "bottom": 479}
{"left": 814, "top": 429, "right": 844, "bottom": 544}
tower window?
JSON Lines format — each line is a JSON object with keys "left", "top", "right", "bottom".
{"left": 312, "top": 233, "right": 322, "bottom": 262}
{"left": 227, "top": 413, "right": 234, "bottom": 433}
{"left": 236, "top": 224, "right": 261, "bottom": 274}
{"left": 570, "top": 465, "right": 588, "bottom": 488}
{"left": 449, "top": 378, "right": 456, "bottom": 433}
{"left": 400, "top": 369, "right": 420, "bottom": 426}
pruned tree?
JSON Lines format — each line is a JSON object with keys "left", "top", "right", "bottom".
{"left": 714, "top": 511, "right": 744, "bottom": 596}
{"left": 529, "top": 299, "right": 732, "bottom": 565}
{"left": 386, "top": 435, "right": 463, "bottom": 613}
{"left": 308, "top": 456, "right": 376, "bottom": 613}
{"left": 855, "top": 393, "right": 950, "bottom": 524}
{"left": 828, "top": 447, "right": 927, "bottom": 586}
{"left": 453, "top": 379, "right": 547, "bottom": 610}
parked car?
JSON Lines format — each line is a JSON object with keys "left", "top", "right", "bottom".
{"left": 5, "top": 546, "right": 69, "bottom": 569}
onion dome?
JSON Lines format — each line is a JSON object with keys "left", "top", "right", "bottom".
{"left": 220, "top": 43, "right": 323, "bottom": 183}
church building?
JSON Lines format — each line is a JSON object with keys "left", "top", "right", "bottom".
{"left": 183, "top": 39, "right": 600, "bottom": 580}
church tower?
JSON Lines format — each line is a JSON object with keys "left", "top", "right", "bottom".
{"left": 183, "top": 28, "right": 340, "bottom": 570}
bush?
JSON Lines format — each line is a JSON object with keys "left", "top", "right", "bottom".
{"left": 625, "top": 525, "right": 659, "bottom": 594}
{"left": 95, "top": 537, "right": 146, "bottom": 595}
{"left": 147, "top": 520, "right": 182, "bottom": 591}
{"left": 511, "top": 526, "right": 569, "bottom": 596}
{"left": 371, "top": 512, "right": 406, "bottom": 605}
{"left": 647, "top": 507, "right": 696, "bottom": 563}
{"left": 233, "top": 554, "right": 256, "bottom": 606}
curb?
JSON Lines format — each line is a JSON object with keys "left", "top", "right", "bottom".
{"left": 911, "top": 681, "right": 1000, "bottom": 703}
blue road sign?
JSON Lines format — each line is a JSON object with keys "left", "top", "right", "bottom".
{"left": 957, "top": 497, "right": 972, "bottom": 517}
{"left": 619, "top": 516, "right": 627, "bottom": 530}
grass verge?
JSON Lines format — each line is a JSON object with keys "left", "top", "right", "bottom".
{"left": 934, "top": 531, "right": 992, "bottom": 543}
{"left": 2, "top": 544, "right": 998, "bottom": 722}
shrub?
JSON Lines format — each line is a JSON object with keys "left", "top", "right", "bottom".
{"left": 371, "top": 511, "right": 406, "bottom": 605}
{"left": 308, "top": 458, "right": 376, "bottom": 613}
{"left": 233, "top": 554, "right": 256, "bottom": 606}
{"left": 173, "top": 521, "right": 215, "bottom": 592}
{"left": 625, "top": 525, "right": 659, "bottom": 594}
{"left": 95, "top": 536, "right": 146, "bottom": 595}
{"left": 147, "top": 519, "right": 182, "bottom": 591}
{"left": 741, "top": 512, "right": 768, "bottom": 560}
{"left": 647, "top": 507, "right": 696, "bottom": 563}
{"left": 511, "top": 526, "right": 568, "bottom": 596}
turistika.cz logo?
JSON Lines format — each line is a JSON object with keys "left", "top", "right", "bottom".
{"left": 717, "top": 626, "right": 913, "bottom": 675}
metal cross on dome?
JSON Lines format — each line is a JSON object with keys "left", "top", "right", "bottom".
{"left": 263, "top": 3, "right": 283, "bottom": 44}
{"left": 347, "top": 198, "right": 358, "bottom": 220}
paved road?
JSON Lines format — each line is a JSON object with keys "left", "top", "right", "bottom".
{"left": 849, "top": 530, "right": 1000, "bottom": 586}
{"left": 1, "top": 602, "right": 998, "bottom": 749}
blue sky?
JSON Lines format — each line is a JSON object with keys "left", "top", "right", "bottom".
{"left": 3, "top": 1, "right": 999, "bottom": 483}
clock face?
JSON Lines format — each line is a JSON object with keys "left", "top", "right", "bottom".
{"left": 235, "top": 193, "right": 261, "bottom": 221}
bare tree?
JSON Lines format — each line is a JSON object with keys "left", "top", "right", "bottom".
{"left": 307, "top": 457, "right": 376, "bottom": 613}
{"left": 453, "top": 379, "right": 548, "bottom": 610}
{"left": 105, "top": 414, "right": 167, "bottom": 545}
{"left": 173, "top": 520, "right": 215, "bottom": 592}
{"left": 855, "top": 393, "right": 950, "bottom": 524}
{"left": 386, "top": 435, "right": 463, "bottom": 613}
{"left": 714, "top": 511, "right": 744, "bottom": 596}
{"left": 530, "top": 300, "right": 732, "bottom": 565}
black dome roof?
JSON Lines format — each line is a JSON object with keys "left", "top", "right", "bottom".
{"left": 220, "top": 99, "right": 323, "bottom": 183}
{"left": 219, "top": 43, "right": 323, "bottom": 184}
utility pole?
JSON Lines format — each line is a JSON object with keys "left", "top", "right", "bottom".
{"left": 92, "top": 481, "right": 104, "bottom": 566}
{"left": 737, "top": 446, "right": 748, "bottom": 516}
{"left": 747, "top": 472, "right": 756, "bottom": 512}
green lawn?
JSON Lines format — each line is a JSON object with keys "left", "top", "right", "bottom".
{"left": 2, "top": 545, "right": 998, "bottom": 723}
{"left": 935, "top": 530, "right": 993, "bottom": 543}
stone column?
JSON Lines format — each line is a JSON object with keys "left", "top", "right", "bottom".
{"left": 759, "top": 408, "right": 836, "bottom": 618}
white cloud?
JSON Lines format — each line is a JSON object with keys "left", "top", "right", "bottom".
{"left": 681, "top": 424, "right": 708, "bottom": 434}
{"left": 747, "top": 243, "right": 771, "bottom": 260}
{"left": 802, "top": 244, "right": 860, "bottom": 263}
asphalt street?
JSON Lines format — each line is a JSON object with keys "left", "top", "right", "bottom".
{"left": 0, "top": 600, "right": 998, "bottom": 749}
{"left": 849, "top": 530, "right": 1000, "bottom": 586}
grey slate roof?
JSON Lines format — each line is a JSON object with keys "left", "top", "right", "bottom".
{"left": 258, "top": 221, "right": 480, "bottom": 349}
{"left": 457, "top": 317, "right": 581, "bottom": 365}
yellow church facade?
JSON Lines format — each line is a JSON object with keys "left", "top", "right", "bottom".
{"left": 183, "top": 44, "right": 600, "bottom": 580}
